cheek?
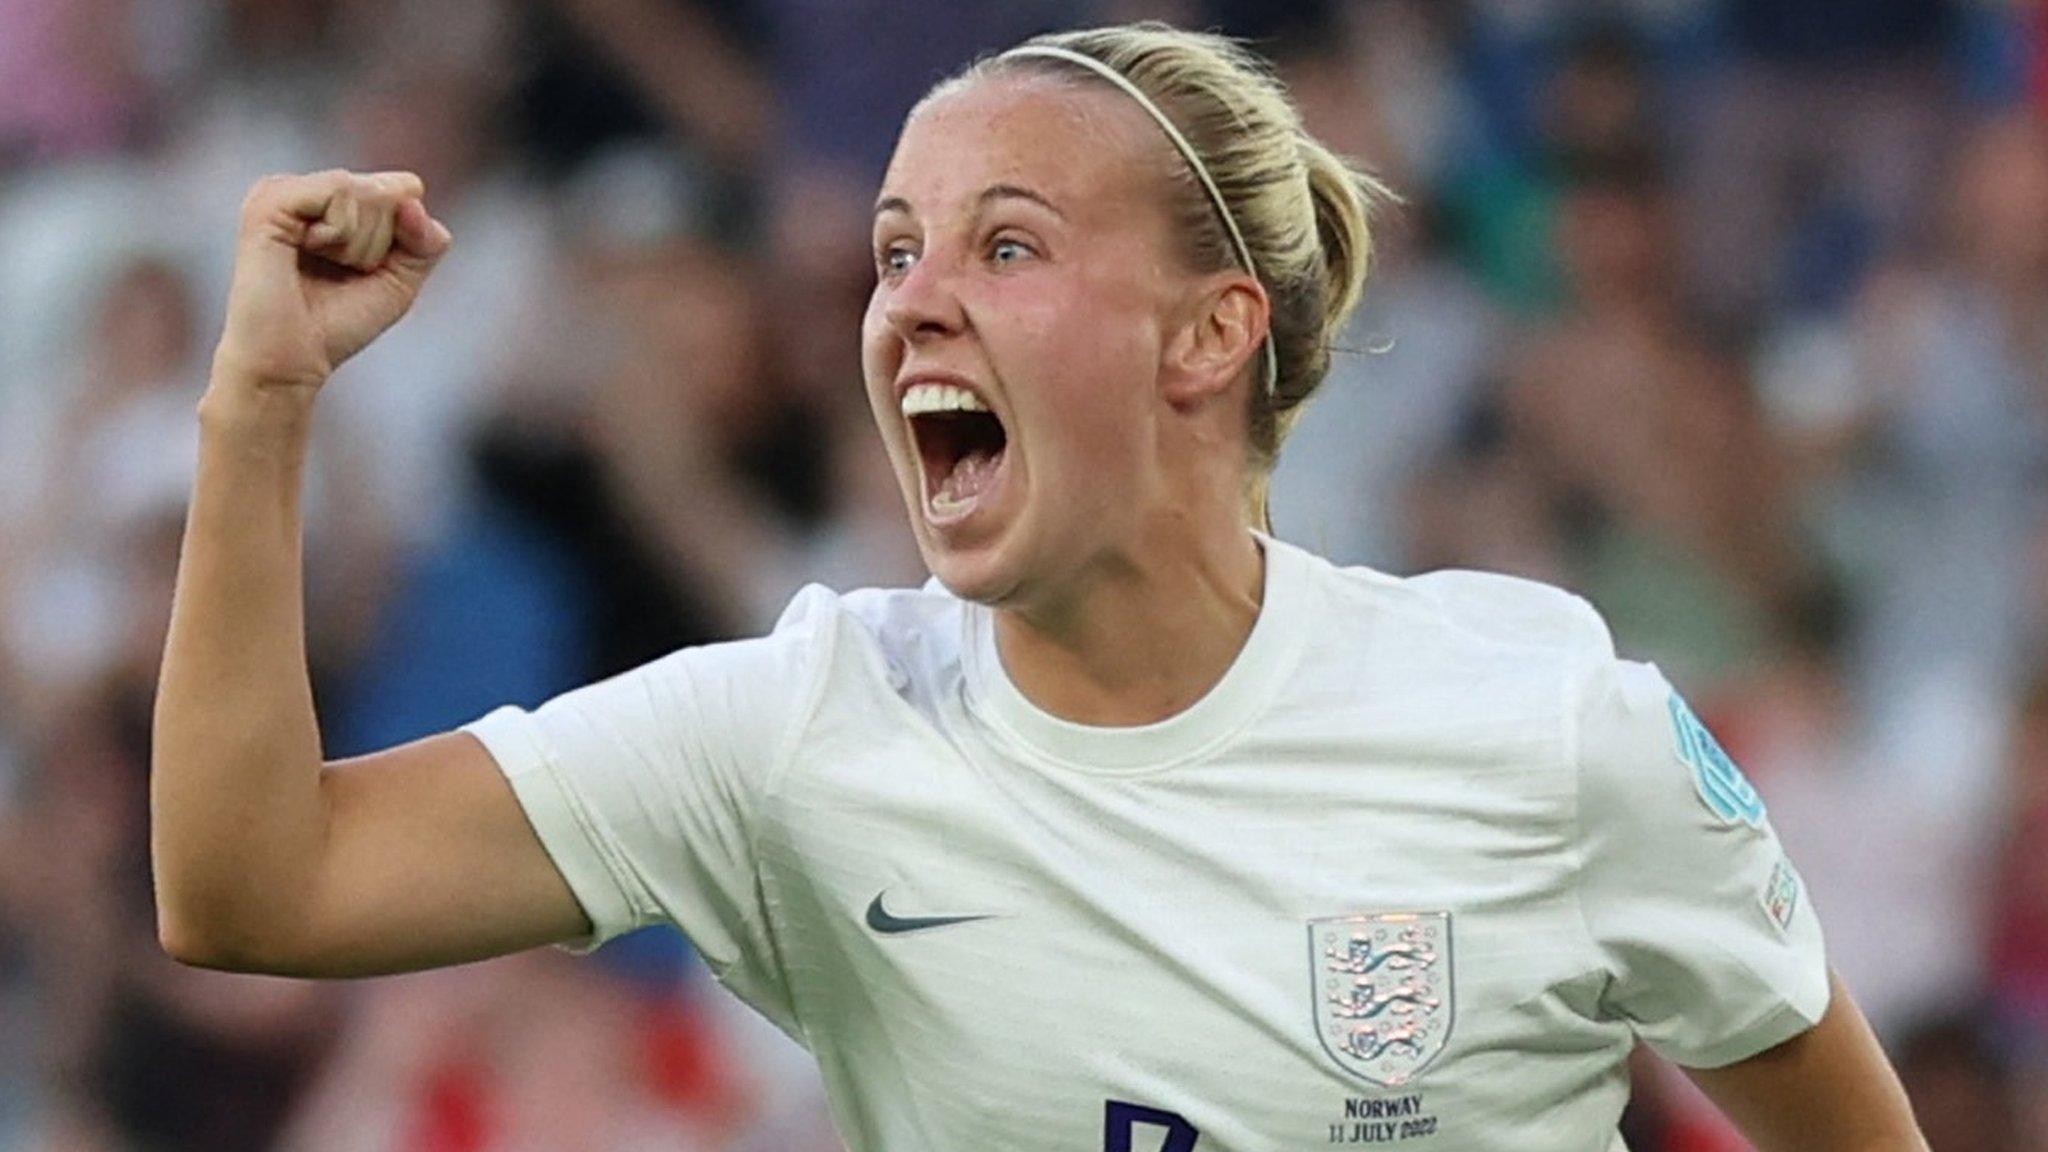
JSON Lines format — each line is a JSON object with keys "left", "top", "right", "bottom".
{"left": 1009, "top": 360, "right": 1155, "bottom": 517}
{"left": 1002, "top": 279, "right": 1157, "bottom": 463}
{"left": 993, "top": 263, "right": 1155, "bottom": 382}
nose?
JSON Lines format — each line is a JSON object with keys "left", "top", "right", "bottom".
{"left": 881, "top": 252, "right": 966, "bottom": 346}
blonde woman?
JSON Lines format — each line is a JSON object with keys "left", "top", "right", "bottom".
{"left": 153, "top": 24, "right": 1925, "bottom": 1152}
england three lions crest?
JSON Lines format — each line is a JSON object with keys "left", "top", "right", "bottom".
{"left": 1309, "top": 912, "right": 1454, "bottom": 1087}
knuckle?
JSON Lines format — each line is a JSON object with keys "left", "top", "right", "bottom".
{"left": 242, "top": 174, "right": 286, "bottom": 207}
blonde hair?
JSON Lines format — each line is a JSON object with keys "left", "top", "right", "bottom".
{"left": 930, "top": 22, "right": 1390, "bottom": 519}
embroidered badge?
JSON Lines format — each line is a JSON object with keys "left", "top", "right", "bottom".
{"left": 1762, "top": 858, "right": 1801, "bottom": 934}
{"left": 1667, "top": 693, "right": 1766, "bottom": 827}
{"left": 1309, "top": 912, "right": 1454, "bottom": 1088}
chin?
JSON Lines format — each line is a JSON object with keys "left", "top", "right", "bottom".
{"left": 918, "top": 535, "right": 1029, "bottom": 606}
{"left": 898, "top": 461, "right": 1040, "bottom": 605}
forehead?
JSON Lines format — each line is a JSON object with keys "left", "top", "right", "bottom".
{"left": 879, "top": 75, "right": 1168, "bottom": 220}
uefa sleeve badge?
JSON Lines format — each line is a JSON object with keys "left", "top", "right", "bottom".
{"left": 1761, "top": 857, "right": 1801, "bottom": 935}
{"left": 1667, "top": 693, "right": 1766, "bottom": 827}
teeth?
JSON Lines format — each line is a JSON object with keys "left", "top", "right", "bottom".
{"left": 900, "top": 382, "right": 991, "bottom": 417}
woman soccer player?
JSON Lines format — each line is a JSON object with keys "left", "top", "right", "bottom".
{"left": 154, "top": 23, "right": 1927, "bottom": 1151}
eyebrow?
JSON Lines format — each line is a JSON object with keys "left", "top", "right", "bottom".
{"left": 872, "top": 183, "right": 1068, "bottom": 221}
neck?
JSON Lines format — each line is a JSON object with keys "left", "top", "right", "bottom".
{"left": 992, "top": 514, "right": 1266, "bottom": 727}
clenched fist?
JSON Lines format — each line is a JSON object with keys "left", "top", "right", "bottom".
{"left": 213, "top": 169, "right": 452, "bottom": 393}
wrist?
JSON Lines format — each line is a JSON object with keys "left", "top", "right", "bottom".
{"left": 208, "top": 342, "right": 330, "bottom": 397}
{"left": 197, "top": 374, "right": 319, "bottom": 441}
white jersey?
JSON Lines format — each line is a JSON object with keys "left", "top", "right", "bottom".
{"left": 464, "top": 536, "right": 1828, "bottom": 1152}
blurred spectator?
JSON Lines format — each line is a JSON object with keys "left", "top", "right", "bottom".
{"left": 1267, "top": 9, "right": 1500, "bottom": 569}
{"left": 793, "top": 407, "right": 927, "bottom": 595}
{"left": 1402, "top": 402, "right": 1574, "bottom": 587}
{"left": 276, "top": 956, "right": 812, "bottom": 1152}
{"left": 1835, "top": 112, "right": 2048, "bottom": 713}
{"left": 0, "top": 255, "right": 207, "bottom": 721}
{"left": 1891, "top": 1007, "right": 2025, "bottom": 1152}
{"left": 1682, "top": 0, "right": 1957, "bottom": 326}
{"left": 319, "top": 39, "right": 557, "bottom": 552}
{"left": 1734, "top": 590, "right": 1998, "bottom": 1039}
{"left": 327, "top": 136, "right": 869, "bottom": 764}
{"left": 1, "top": 683, "right": 340, "bottom": 1152}
{"left": 532, "top": 0, "right": 775, "bottom": 175}
{"left": 0, "top": 0, "right": 158, "bottom": 165}
{"left": 751, "top": 0, "right": 1088, "bottom": 183}
{"left": 755, "top": 119, "right": 924, "bottom": 589}
{"left": 1497, "top": 155, "right": 1803, "bottom": 684}
{"left": 0, "top": 254, "right": 385, "bottom": 733}
{"left": 1989, "top": 666, "right": 2048, "bottom": 1032}
{"left": 1449, "top": 18, "right": 1665, "bottom": 313}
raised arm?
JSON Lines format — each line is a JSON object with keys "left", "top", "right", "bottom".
{"left": 152, "top": 169, "right": 587, "bottom": 977}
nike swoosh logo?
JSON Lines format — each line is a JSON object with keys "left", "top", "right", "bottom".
{"left": 865, "top": 892, "right": 996, "bottom": 935}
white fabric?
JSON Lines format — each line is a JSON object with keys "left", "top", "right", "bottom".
{"left": 465, "top": 537, "right": 1829, "bottom": 1151}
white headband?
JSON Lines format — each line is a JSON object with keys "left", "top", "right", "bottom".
{"left": 1001, "top": 44, "right": 1279, "bottom": 397}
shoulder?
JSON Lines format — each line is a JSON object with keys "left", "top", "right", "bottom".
{"left": 760, "top": 579, "right": 960, "bottom": 641}
{"left": 1294, "top": 557, "right": 1779, "bottom": 883}
{"left": 764, "top": 579, "right": 973, "bottom": 700}
{"left": 615, "top": 581, "right": 962, "bottom": 716}
{"left": 1270, "top": 545, "right": 1627, "bottom": 770}
{"left": 1285, "top": 541, "right": 1613, "bottom": 666}
{"left": 830, "top": 578, "right": 969, "bottom": 639}
{"left": 1395, "top": 567, "right": 1613, "bottom": 661}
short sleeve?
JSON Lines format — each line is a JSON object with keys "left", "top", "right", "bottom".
{"left": 1573, "top": 655, "right": 1831, "bottom": 1068}
{"left": 461, "top": 585, "right": 841, "bottom": 1034}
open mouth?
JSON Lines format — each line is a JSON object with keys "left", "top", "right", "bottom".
{"left": 902, "top": 382, "right": 1009, "bottom": 521}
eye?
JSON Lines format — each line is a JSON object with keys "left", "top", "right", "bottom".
{"left": 876, "top": 242, "right": 918, "bottom": 278}
{"left": 989, "top": 237, "right": 1035, "bottom": 266}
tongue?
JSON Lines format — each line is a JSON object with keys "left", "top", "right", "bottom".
{"left": 935, "top": 447, "right": 1002, "bottom": 508}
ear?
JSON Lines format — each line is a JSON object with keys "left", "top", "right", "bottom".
{"left": 1161, "top": 273, "right": 1270, "bottom": 408}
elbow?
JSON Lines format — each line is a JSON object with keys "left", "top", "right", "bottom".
{"left": 151, "top": 827, "right": 322, "bottom": 974}
{"left": 153, "top": 863, "right": 233, "bottom": 968}
{"left": 156, "top": 910, "right": 225, "bottom": 968}
{"left": 155, "top": 904, "right": 249, "bottom": 971}
{"left": 154, "top": 895, "right": 301, "bottom": 974}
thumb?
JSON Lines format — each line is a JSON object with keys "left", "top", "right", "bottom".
{"left": 385, "top": 197, "right": 453, "bottom": 288}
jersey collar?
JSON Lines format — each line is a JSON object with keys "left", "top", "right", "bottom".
{"left": 963, "top": 532, "right": 1316, "bottom": 772}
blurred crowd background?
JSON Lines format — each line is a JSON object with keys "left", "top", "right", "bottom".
{"left": 1, "top": 0, "right": 2046, "bottom": 1148}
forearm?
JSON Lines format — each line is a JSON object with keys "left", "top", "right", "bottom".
{"left": 151, "top": 371, "right": 330, "bottom": 965}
